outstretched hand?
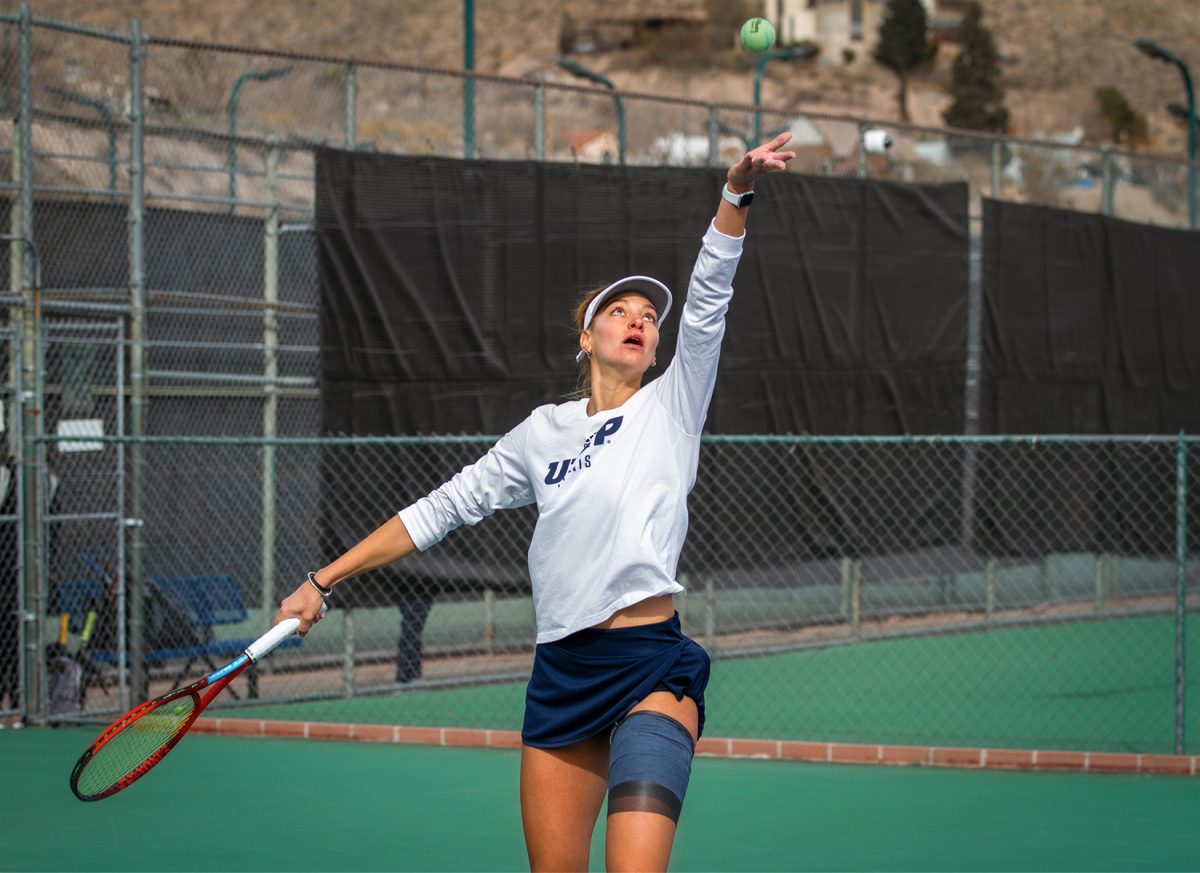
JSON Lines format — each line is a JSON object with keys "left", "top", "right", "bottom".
{"left": 274, "top": 580, "right": 327, "bottom": 637}
{"left": 728, "top": 132, "right": 796, "bottom": 189}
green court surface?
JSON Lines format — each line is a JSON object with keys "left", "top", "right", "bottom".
{"left": 232, "top": 614, "right": 1200, "bottom": 754}
{"left": 1, "top": 727, "right": 1197, "bottom": 872}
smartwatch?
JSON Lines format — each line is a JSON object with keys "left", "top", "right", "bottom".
{"left": 721, "top": 184, "right": 754, "bottom": 208}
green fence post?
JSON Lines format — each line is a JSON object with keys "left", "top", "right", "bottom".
{"left": 840, "top": 557, "right": 852, "bottom": 621}
{"left": 1049, "top": 554, "right": 1061, "bottom": 601}
{"left": 857, "top": 122, "right": 869, "bottom": 178}
{"left": 15, "top": 2, "right": 43, "bottom": 724}
{"left": 260, "top": 144, "right": 279, "bottom": 626}
{"left": 342, "top": 607, "right": 356, "bottom": 697}
{"left": 708, "top": 105, "right": 720, "bottom": 168}
{"left": 1093, "top": 553, "right": 1106, "bottom": 615}
{"left": 127, "top": 15, "right": 148, "bottom": 705}
{"left": 343, "top": 61, "right": 356, "bottom": 149}
{"left": 704, "top": 573, "right": 716, "bottom": 656}
{"left": 1174, "top": 432, "right": 1188, "bottom": 755}
{"left": 851, "top": 560, "right": 862, "bottom": 638}
{"left": 678, "top": 572, "right": 689, "bottom": 630}
{"left": 462, "top": 0, "right": 474, "bottom": 159}
{"left": 990, "top": 137, "right": 1002, "bottom": 197}
{"left": 986, "top": 558, "right": 996, "bottom": 624}
{"left": 1100, "top": 147, "right": 1115, "bottom": 216}
{"left": 483, "top": 589, "right": 495, "bottom": 655}
{"left": 533, "top": 81, "right": 545, "bottom": 161}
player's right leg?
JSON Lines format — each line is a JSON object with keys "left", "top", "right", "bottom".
{"left": 521, "top": 734, "right": 609, "bottom": 871}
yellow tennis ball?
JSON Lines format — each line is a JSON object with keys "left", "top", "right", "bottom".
{"left": 740, "top": 18, "right": 776, "bottom": 53}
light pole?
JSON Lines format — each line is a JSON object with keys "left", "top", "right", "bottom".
{"left": 1133, "top": 38, "right": 1197, "bottom": 229}
{"left": 718, "top": 120, "right": 751, "bottom": 150}
{"left": 1168, "top": 100, "right": 1200, "bottom": 195}
{"left": 227, "top": 66, "right": 291, "bottom": 212}
{"left": 463, "top": 0, "right": 475, "bottom": 159}
{"left": 556, "top": 56, "right": 625, "bottom": 165}
{"left": 754, "top": 45, "right": 818, "bottom": 146}
{"left": 1169, "top": 102, "right": 1200, "bottom": 134}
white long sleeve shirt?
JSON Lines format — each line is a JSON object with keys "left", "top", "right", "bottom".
{"left": 399, "top": 220, "right": 744, "bottom": 643}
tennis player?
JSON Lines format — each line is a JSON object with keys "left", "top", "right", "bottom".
{"left": 275, "top": 132, "right": 795, "bottom": 871}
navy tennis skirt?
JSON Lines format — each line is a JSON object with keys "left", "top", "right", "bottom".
{"left": 521, "top": 612, "right": 710, "bottom": 749}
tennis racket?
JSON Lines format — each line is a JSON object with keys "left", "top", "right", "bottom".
{"left": 70, "top": 615, "right": 311, "bottom": 801}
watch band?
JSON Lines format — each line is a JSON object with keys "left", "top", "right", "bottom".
{"left": 721, "top": 183, "right": 754, "bottom": 208}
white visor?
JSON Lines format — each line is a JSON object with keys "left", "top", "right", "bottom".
{"left": 575, "top": 276, "right": 673, "bottom": 364}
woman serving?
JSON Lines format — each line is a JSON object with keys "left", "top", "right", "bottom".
{"left": 275, "top": 132, "right": 796, "bottom": 872}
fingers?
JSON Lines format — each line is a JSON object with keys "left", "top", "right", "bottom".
{"left": 749, "top": 146, "right": 796, "bottom": 166}
{"left": 764, "top": 131, "right": 793, "bottom": 150}
{"left": 295, "top": 609, "right": 324, "bottom": 636}
{"left": 275, "top": 583, "right": 327, "bottom": 637}
{"left": 294, "top": 609, "right": 325, "bottom": 637}
{"left": 749, "top": 132, "right": 794, "bottom": 162}
{"left": 298, "top": 613, "right": 323, "bottom": 636}
{"left": 747, "top": 152, "right": 796, "bottom": 170}
{"left": 729, "top": 132, "right": 797, "bottom": 186}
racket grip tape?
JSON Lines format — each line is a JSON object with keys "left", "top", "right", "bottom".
{"left": 246, "top": 618, "right": 301, "bottom": 662}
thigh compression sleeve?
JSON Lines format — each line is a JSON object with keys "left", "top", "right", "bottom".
{"left": 607, "top": 711, "right": 695, "bottom": 823}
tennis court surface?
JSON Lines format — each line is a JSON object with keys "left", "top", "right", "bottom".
{"left": 2, "top": 726, "right": 1197, "bottom": 872}
{"left": 206, "top": 613, "right": 1199, "bottom": 759}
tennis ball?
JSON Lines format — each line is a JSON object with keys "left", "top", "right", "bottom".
{"left": 740, "top": 18, "right": 776, "bottom": 53}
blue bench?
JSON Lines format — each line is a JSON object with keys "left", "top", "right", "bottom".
{"left": 55, "top": 574, "right": 299, "bottom": 698}
{"left": 149, "top": 575, "right": 301, "bottom": 696}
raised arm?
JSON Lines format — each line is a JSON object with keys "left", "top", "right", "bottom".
{"left": 654, "top": 134, "right": 796, "bottom": 434}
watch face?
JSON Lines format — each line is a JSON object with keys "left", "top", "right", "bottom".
{"left": 738, "top": 191, "right": 754, "bottom": 207}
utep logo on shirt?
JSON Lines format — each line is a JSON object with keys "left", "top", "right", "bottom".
{"left": 544, "top": 416, "right": 623, "bottom": 486}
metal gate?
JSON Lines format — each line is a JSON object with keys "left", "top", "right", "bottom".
{"left": 41, "top": 319, "right": 126, "bottom": 721}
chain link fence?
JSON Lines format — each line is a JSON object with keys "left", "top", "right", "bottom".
{"left": 0, "top": 11, "right": 1196, "bottom": 753}
{"left": 32, "top": 432, "right": 1200, "bottom": 755}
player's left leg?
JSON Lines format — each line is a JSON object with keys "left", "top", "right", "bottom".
{"left": 604, "top": 692, "right": 699, "bottom": 872}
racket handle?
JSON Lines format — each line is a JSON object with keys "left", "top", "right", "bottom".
{"left": 246, "top": 618, "right": 301, "bottom": 662}
{"left": 58, "top": 613, "right": 69, "bottom": 646}
{"left": 82, "top": 611, "right": 97, "bottom": 644}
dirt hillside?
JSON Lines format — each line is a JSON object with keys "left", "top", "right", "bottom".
{"left": 12, "top": 0, "right": 1200, "bottom": 156}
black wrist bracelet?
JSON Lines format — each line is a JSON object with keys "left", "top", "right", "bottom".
{"left": 307, "top": 571, "right": 332, "bottom": 598}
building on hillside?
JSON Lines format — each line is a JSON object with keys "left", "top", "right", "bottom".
{"left": 566, "top": 130, "right": 621, "bottom": 164}
{"left": 761, "top": 0, "right": 941, "bottom": 54}
{"left": 651, "top": 132, "right": 747, "bottom": 167}
{"left": 926, "top": 0, "right": 977, "bottom": 47}
{"left": 563, "top": 1, "right": 707, "bottom": 54}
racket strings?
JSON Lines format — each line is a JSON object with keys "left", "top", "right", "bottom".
{"left": 73, "top": 694, "right": 197, "bottom": 798}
